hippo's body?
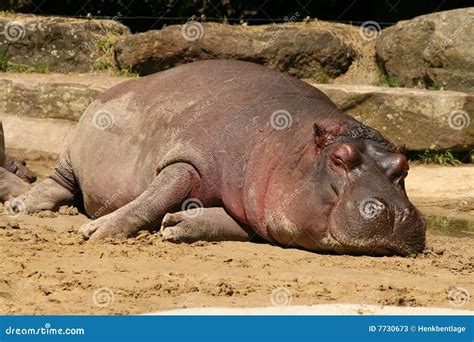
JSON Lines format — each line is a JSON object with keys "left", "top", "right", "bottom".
{"left": 10, "top": 60, "right": 426, "bottom": 255}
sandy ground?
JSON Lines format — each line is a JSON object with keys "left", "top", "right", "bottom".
{"left": 0, "top": 152, "right": 472, "bottom": 315}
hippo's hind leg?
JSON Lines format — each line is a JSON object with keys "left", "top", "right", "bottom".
{"left": 161, "top": 207, "right": 252, "bottom": 243}
{"left": 79, "top": 162, "right": 201, "bottom": 239}
{"left": 6, "top": 152, "right": 77, "bottom": 213}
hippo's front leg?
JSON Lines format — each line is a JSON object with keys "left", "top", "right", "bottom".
{"left": 161, "top": 207, "right": 252, "bottom": 243}
{"left": 79, "top": 162, "right": 201, "bottom": 239}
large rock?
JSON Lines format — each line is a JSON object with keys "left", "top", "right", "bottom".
{"left": 0, "top": 73, "right": 471, "bottom": 152}
{"left": 0, "top": 115, "right": 75, "bottom": 154}
{"left": 315, "top": 84, "right": 473, "bottom": 151}
{"left": 376, "top": 8, "right": 474, "bottom": 93}
{"left": 114, "top": 22, "right": 357, "bottom": 79}
{"left": 0, "top": 13, "right": 130, "bottom": 73}
{"left": 0, "top": 73, "right": 125, "bottom": 121}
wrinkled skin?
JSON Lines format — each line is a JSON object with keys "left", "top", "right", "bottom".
{"left": 0, "top": 122, "right": 36, "bottom": 202}
{"left": 7, "top": 60, "right": 426, "bottom": 256}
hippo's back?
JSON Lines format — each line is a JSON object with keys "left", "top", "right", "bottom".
{"left": 68, "top": 60, "right": 342, "bottom": 217}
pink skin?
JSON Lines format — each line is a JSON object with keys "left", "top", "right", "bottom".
{"left": 7, "top": 60, "right": 425, "bottom": 255}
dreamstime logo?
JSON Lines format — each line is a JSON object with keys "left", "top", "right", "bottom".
{"left": 4, "top": 198, "right": 26, "bottom": 217}
{"left": 359, "top": 21, "right": 381, "bottom": 41}
{"left": 92, "top": 287, "right": 115, "bottom": 308}
{"left": 447, "top": 287, "right": 469, "bottom": 308}
{"left": 438, "top": 194, "right": 472, "bottom": 228}
{"left": 92, "top": 110, "right": 115, "bottom": 130}
{"left": 270, "top": 110, "right": 292, "bottom": 130}
{"left": 181, "top": 21, "right": 204, "bottom": 42}
{"left": 3, "top": 21, "right": 26, "bottom": 41}
{"left": 447, "top": 110, "right": 470, "bottom": 130}
{"left": 270, "top": 287, "right": 292, "bottom": 306}
{"left": 181, "top": 198, "right": 204, "bottom": 218}
{"left": 359, "top": 198, "right": 385, "bottom": 219}
{"left": 259, "top": 12, "right": 300, "bottom": 51}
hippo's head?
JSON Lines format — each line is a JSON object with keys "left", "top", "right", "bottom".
{"left": 320, "top": 141, "right": 425, "bottom": 255}
{"left": 268, "top": 123, "right": 426, "bottom": 256}
{"left": 304, "top": 125, "right": 426, "bottom": 256}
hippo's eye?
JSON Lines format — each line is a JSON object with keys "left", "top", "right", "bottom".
{"left": 330, "top": 143, "right": 360, "bottom": 172}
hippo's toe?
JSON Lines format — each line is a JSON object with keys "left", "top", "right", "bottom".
{"left": 78, "top": 221, "right": 100, "bottom": 239}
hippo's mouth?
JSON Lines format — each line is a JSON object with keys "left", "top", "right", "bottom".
{"left": 324, "top": 229, "right": 415, "bottom": 256}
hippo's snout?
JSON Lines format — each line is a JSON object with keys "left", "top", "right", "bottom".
{"left": 329, "top": 194, "right": 426, "bottom": 256}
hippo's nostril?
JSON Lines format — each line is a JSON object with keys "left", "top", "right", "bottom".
{"left": 399, "top": 207, "right": 418, "bottom": 224}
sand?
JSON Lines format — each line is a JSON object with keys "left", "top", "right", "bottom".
{"left": 0, "top": 152, "right": 472, "bottom": 314}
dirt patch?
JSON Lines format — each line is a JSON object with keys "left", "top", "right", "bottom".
{"left": 0, "top": 153, "right": 472, "bottom": 314}
{"left": 405, "top": 163, "right": 474, "bottom": 222}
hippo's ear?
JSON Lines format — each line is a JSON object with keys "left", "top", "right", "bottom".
{"left": 313, "top": 123, "right": 329, "bottom": 150}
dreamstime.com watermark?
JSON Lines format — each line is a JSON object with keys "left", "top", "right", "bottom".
{"left": 440, "top": 14, "right": 474, "bottom": 49}
{"left": 359, "top": 197, "right": 385, "bottom": 220}
{"left": 270, "top": 287, "right": 293, "bottom": 306}
{"left": 91, "top": 190, "right": 125, "bottom": 219}
{"left": 84, "top": 12, "right": 123, "bottom": 50}
{"left": 359, "top": 21, "right": 381, "bottom": 41}
{"left": 2, "top": 20, "right": 26, "bottom": 41}
{"left": 438, "top": 193, "right": 472, "bottom": 228}
{"left": 270, "top": 109, "right": 293, "bottom": 130}
{"left": 4, "top": 323, "right": 85, "bottom": 336}
{"left": 92, "top": 109, "right": 116, "bottom": 130}
{"left": 181, "top": 21, "right": 204, "bottom": 42}
{"left": 171, "top": 100, "right": 212, "bottom": 139}
{"left": 181, "top": 198, "right": 204, "bottom": 218}
{"left": 259, "top": 12, "right": 300, "bottom": 51}
{"left": 4, "top": 197, "right": 27, "bottom": 217}
{"left": 447, "top": 287, "right": 470, "bottom": 308}
{"left": 92, "top": 287, "right": 115, "bottom": 308}
{"left": 447, "top": 109, "right": 470, "bottom": 130}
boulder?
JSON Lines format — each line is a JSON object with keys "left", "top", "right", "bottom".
{"left": 315, "top": 83, "right": 473, "bottom": 151}
{"left": 0, "top": 73, "right": 471, "bottom": 152}
{"left": 0, "top": 115, "right": 75, "bottom": 154}
{"left": 376, "top": 8, "right": 474, "bottom": 93}
{"left": 0, "top": 13, "right": 130, "bottom": 73}
{"left": 0, "top": 73, "right": 126, "bottom": 121}
{"left": 114, "top": 22, "right": 357, "bottom": 80}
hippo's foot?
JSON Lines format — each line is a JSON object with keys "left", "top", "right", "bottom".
{"left": 4, "top": 154, "right": 37, "bottom": 183}
{"left": 5, "top": 178, "right": 75, "bottom": 214}
{"left": 6, "top": 151, "right": 77, "bottom": 213}
{"left": 161, "top": 207, "right": 251, "bottom": 243}
{"left": 79, "top": 213, "right": 129, "bottom": 239}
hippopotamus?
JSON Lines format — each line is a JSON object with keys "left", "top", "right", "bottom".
{"left": 8, "top": 60, "right": 426, "bottom": 255}
{"left": 0, "top": 122, "right": 36, "bottom": 201}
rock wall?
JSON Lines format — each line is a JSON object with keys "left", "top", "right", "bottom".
{"left": 376, "top": 8, "right": 474, "bottom": 93}
{"left": 0, "top": 74, "right": 471, "bottom": 153}
{"left": 114, "top": 22, "right": 358, "bottom": 80}
{"left": 0, "top": 13, "right": 130, "bottom": 73}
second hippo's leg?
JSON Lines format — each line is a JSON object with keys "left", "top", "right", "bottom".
{"left": 6, "top": 152, "right": 77, "bottom": 213}
{"left": 4, "top": 155, "right": 37, "bottom": 183}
